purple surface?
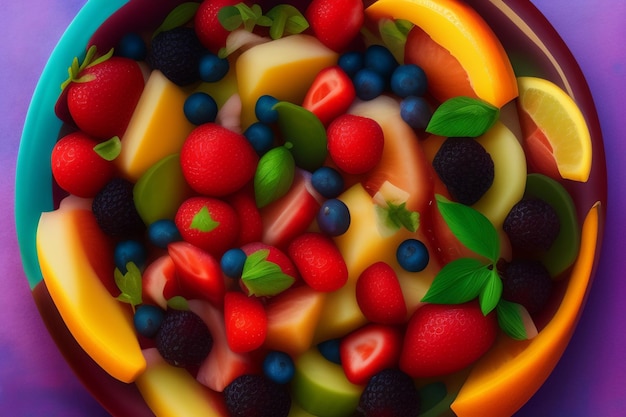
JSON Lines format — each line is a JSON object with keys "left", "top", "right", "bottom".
{"left": 2, "top": 0, "right": 625, "bottom": 416}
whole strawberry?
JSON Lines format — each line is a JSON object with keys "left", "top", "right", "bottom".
{"left": 356, "top": 262, "right": 407, "bottom": 324}
{"left": 51, "top": 131, "right": 116, "bottom": 197}
{"left": 180, "top": 123, "right": 258, "bottom": 196}
{"left": 175, "top": 196, "right": 240, "bottom": 258}
{"left": 400, "top": 301, "right": 498, "bottom": 378}
{"left": 224, "top": 291, "right": 268, "bottom": 353}
{"left": 305, "top": 0, "right": 364, "bottom": 52}
{"left": 64, "top": 48, "right": 144, "bottom": 139}
{"left": 327, "top": 114, "right": 384, "bottom": 174}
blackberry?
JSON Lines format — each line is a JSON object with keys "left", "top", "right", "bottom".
{"left": 148, "top": 27, "right": 207, "bottom": 86}
{"left": 224, "top": 374, "right": 291, "bottom": 417}
{"left": 357, "top": 368, "right": 420, "bottom": 417}
{"left": 501, "top": 259, "right": 552, "bottom": 314}
{"left": 503, "top": 198, "right": 560, "bottom": 252}
{"left": 432, "top": 137, "right": 494, "bottom": 205}
{"left": 155, "top": 309, "right": 213, "bottom": 368}
{"left": 92, "top": 177, "right": 145, "bottom": 238}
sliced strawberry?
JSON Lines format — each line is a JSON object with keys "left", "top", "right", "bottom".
{"left": 339, "top": 323, "right": 403, "bottom": 385}
{"left": 305, "top": 0, "right": 364, "bottom": 52}
{"left": 226, "top": 185, "right": 263, "bottom": 247}
{"left": 168, "top": 241, "right": 226, "bottom": 308}
{"left": 356, "top": 262, "right": 407, "bottom": 324}
{"left": 223, "top": 291, "right": 268, "bottom": 353}
{"left": 400, "top": 302, "right": 498, "bottom": 378}
{"left": 302, "top": 65, "right": 356, "bottom": 126}
{"left": 190, "top": 300, "right": 259, "bottom": 392}
{"left": 259, "top": 168, "right": 321, "bottom": 250}
{"left": 287, "top": 232, "right": 348, "bottom": 292}
{"left": 142, "top": 254, "right": 177, "bottom": 309}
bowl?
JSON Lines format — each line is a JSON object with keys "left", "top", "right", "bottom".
{"left": 15, "top": 0, "right": 606, "bottom": 416}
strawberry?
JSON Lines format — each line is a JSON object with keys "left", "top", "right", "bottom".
{"left": 305, "top": 0, "right": 364, "bottom": 52}
{"left": 302, "top": 65, "right": 356, "bottom": 126}
{"left": 239, "top": 242, "right": 298, "bottom": 297}
{"left": 190, "top": 300, "right": 259, "bottom": 392}
{"left": 51, "top": 131, "right": 116, "bottom": 198}
{"left": 175, "top": 196, "right": 240, "bottom": 258}
{"left": 224, "top": 291, "right": 268, "bottom": 353}
{"left": 141, "top": 254, "right": 177, "bottom": 309}
{"left": 180, "top": 123, "right": 259, "bottom": 196}
{"left": 241, "top": 242, "right": 299, "bottom": 281}
{"left": 167, "top": 241, "right": 226, "bottom": 308}
{"left": 327, "top": 114, "right": 385, "bottom": 175}
{"left": 259, "top": 169, "right": 321, "bottom": 249}
{"left": 65, "top": 51, "right": 144, "bottom": 139}
{"left": 400, "top": 302, "right": 498, "bottom": 378}
{"left": 226, "top": 185, "right": 263, "bottom": 246}
{"left": 356, "top": 262, "right": 407, "bottom": 324}
{"left": 287, "top": 232, "right": 348, "bottom": 292}
{"left": 339, "top": 323, "right": 403, "bottom": 385}
{"left": 194, "top": 0, "right": 244, "bottom": 53}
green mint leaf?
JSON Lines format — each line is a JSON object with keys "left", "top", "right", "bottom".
{"left": 93, "top": 136, "right": 121, "bottom": 161}
{"left": 265, "top": 5, "right": 308, "bottom": 39}
{"left": 285, "top": 15, "right": 309, "bottom": 35}
{"left": 421, "top": 258, "right": 490, "bottom": 304}
{"left": 167, "top": 296, "right": 189, "bottom": 311}
{"left": 496, "top": 299, "right": 528, "bottom": 340}
{"left": 375, "top": 201, "right": 419, "bottom": 235}
{"left": 254, "top": 145, "right": 295, "bottom": 208}
{"left": 379, "top": 18, "right": 413, "bottom": 63}
{"left": 478, "top": 268, "right": 502, "bottom": 315}
{"left": 237, "top": 3, "right": 261, "bottom": 32}
{"left": 153, "top": 2, "right": 200, "bottom": 38}
{"left": 114, "top": 262, "right": 142, "bottom": 310}
{"left": 218, "top": 6, "right": 244, "bottom": 31}
{"left": 241, "top": 249, "right": 295, "bottom": 296}
{"left": 190, "top": 206, "right": 219, "bottom": 232}
{"left": 435, "top": 195, "right": 500, "bottom": 262}
{"left": 426, "top": 96, "right": 500, "bottom": 137}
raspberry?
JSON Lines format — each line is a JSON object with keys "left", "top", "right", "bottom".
{"left": 155, "top": 309, "right": 213, "bottom": 368}
{"left": 503, "top": 198, "right": 560, "bottom": 252}
{"left": 432, "top": 137, "right": 494, "bottom": 205}
{"left": 224, "top": 374, "right": 291, "bottom": 417}
{"left": 501, "top": 259, "right": 553, "bottom": 314}
{"left": 91, "top": 178, "right": 145, "bottom": 238}
{"left": 357, "top": 368, "right": 420, "bottom": 417}
{"left": 148, "top": 27, "right": 207, "bottom": 86}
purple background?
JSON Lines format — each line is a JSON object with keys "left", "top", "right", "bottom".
{"left": 2, "top": 0, "right": 625, "bottom": 416}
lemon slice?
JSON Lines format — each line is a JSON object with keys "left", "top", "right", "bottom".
{"left": 517, "top": 76, "right": 592, "bottom": 182}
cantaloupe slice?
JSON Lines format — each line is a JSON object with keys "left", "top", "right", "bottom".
{"left": 36, "top": 196, "right": 146, "bottom": 383}
{"left": 236, "top": 34, "right": 338, "bottom": 128}
{"left": 117, "top": 70, "right": 196, "bottom": 181}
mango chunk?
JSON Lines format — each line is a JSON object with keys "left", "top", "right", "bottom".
{"left": 117, "top": 70, "right": 196, "bottom": 181}
{"left": 36, "top": 196, "right": 146, "bottom": 382}
{"left": 236, "top": 34, "right": 338, "bottom": 128}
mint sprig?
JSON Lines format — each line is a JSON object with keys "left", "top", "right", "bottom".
{"left": 241, "top": 249, "right": 295, "bottom": 296}
{"left": 254, "top": 145, "right": 295, "bottom": 208}
{"left": 426, "top": 96, "right": 499, "bottom": 137}
{"left": 153, "top": 2, "right": 200, "bottom": 38}
{"left": 422, "top": 195, "right": 530, "bottom": 339}
{"left": 114, "top": 262, "right": 143, "bottom": 312}
{"left": 375, "top": 200, "right": 419, "bottom": 235}
{"left": 218, "top": 3, "right": 308, "bottom": 38}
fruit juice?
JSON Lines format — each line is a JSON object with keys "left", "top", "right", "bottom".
{"left": 32, "top": 0, "right": 602, "bottom": 416}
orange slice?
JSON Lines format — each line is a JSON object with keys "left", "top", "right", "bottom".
{"left": 450, "top": 202, "right": 601, "bottom": 416}
{"left": 517, "top": 76, "right": 592, "bottom": 182}
{"left": 365, "top": 0, "right": 518, "bottom": 107}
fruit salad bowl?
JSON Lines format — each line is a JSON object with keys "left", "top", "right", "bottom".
{"left": 15, "top": 0, "right": 606, "bottom": 416}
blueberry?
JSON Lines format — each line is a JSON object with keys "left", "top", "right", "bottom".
{"left": 184, "top": 92, "right": 218, "bottom": 125}
{"left": 262, "top": 351, "right": 295, "bottom": 384}
{"left": 317, "top": 339, "right": 341, "bottom": 364}
{"left": 134, "top": 305, "right": 165, "bottom": 338}
{"left": 221, "top": 248, "right": 247, "bottom": 279}
{"left": 391, "top": 64, "right": 427, "bottom": 98}
{"left": 148, "top": 219, "right": 181, "bottom": 249}
{"left": 396, "top": 239, "right": 429, "bottom": 272}
{"left": 244, "top": 122, "right": 275, "bottom": 155}
{"left": 317, "top": 199, "right": 351, "bottom": 236}
{"left": 353, "top": 68, "right": 386, "bottom": 101}
{"left": 255, "top": 95, "right": 280, "bottom": 124}
{"left": 116, "top": 32, "right": 147, "bottom": 60}
{"left": 114, "top": 240, "right": 147, "bottom": 273}
{"left": 311, "top": 166, "right": 344, "bottom": 198}
{"left": 400, "top": 96, "right": 432, "bottom": 130}
{"left": 338, "top": 51, "right": 364, "bottom": 77}
{"left": 364, "top": 44, "right": 398, "bottom": 79}
{"left": 199, "top": 53, "right": 230, "bottom": 82}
